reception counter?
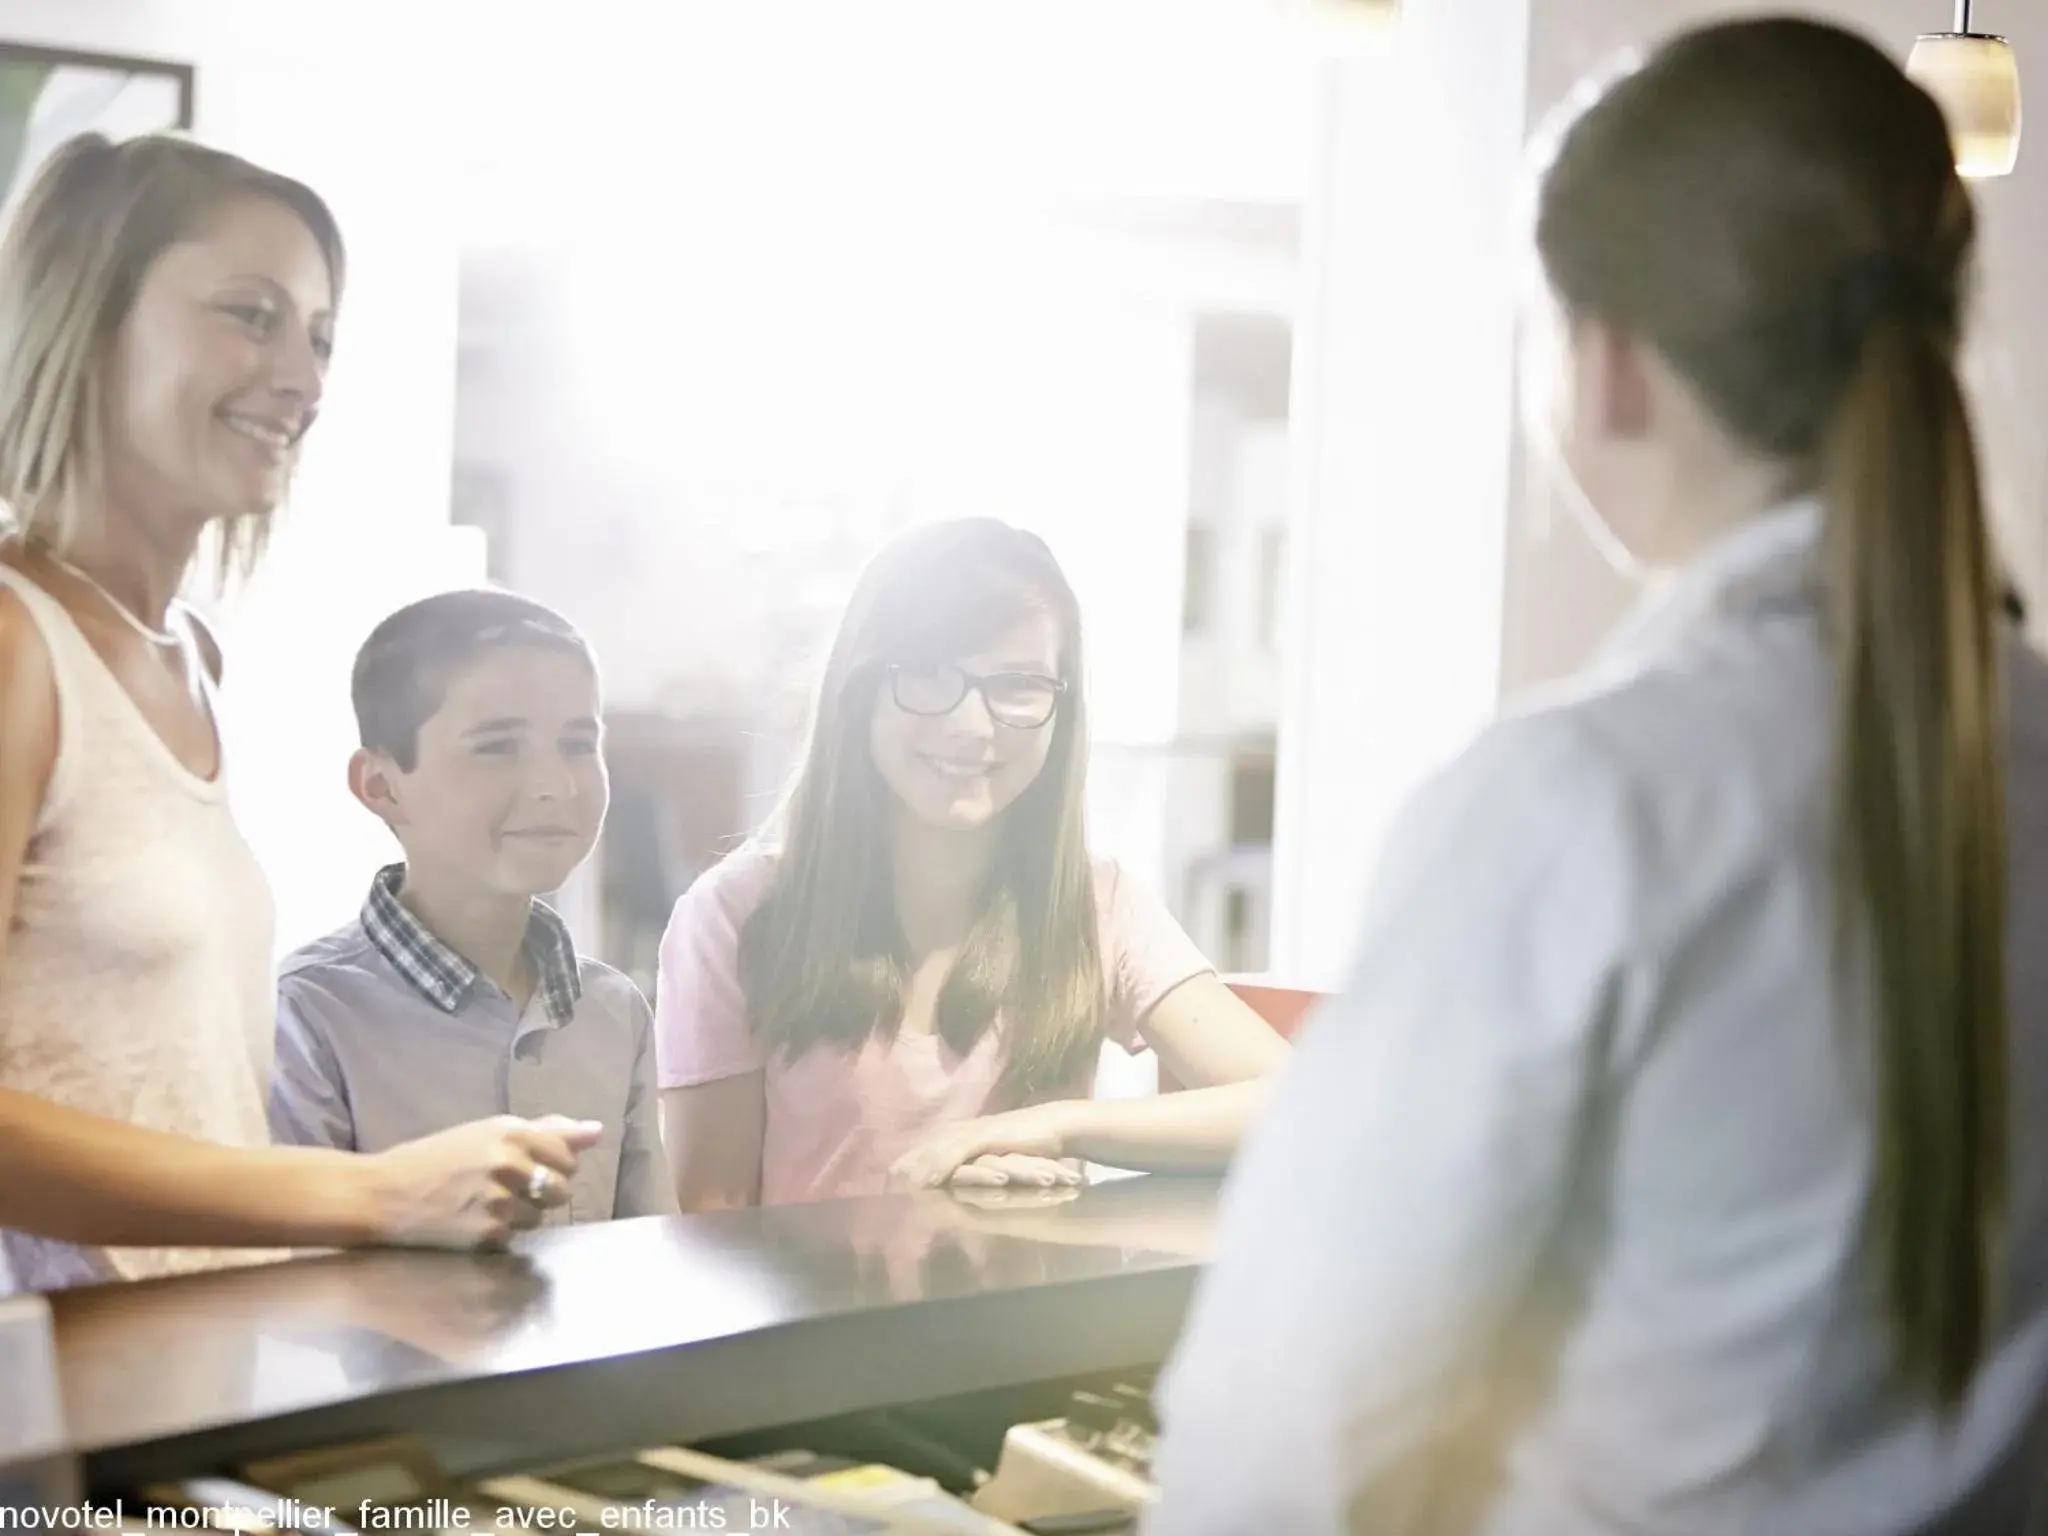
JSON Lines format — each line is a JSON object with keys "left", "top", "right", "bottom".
{"left": 4, "top": 1175, "right": 1218, "bottom": 1502}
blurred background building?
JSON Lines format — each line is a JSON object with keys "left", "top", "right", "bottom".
{"left": 443, "top": 12, "right": 1318, "bottom": 994}
{"left": 2, "top": 0, "right": 2041, "bottom": 1011}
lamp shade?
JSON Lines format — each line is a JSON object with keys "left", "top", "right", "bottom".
{"left": 1907, "top": 31, "right": 2023, "bottom": 178}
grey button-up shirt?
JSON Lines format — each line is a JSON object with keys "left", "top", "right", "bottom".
{"left": 270, "top": 866, "right": 674, "bottom": 1222}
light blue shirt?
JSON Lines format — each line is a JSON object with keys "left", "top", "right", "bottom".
{"left": 270, "top": 868, "right": 675, "bottom": 1223}
{"left": 1151, "top": 504, "right": 2048, "bottom": 1535}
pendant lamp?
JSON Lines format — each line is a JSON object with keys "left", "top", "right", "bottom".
{"left": 1907, "top": 0, "right": 2022, "bottom": 178}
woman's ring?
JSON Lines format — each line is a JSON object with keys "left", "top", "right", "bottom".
{"left": 526, "top": 1166, "right": 553, "bottom": 1204}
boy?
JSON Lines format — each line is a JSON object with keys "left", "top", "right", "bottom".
{"left": 270, "top": 590, "right": 676, "bottom": 1221}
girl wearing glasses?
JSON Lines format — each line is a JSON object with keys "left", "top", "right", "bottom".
{"left": 654, "top": 518, "right": 1288, "bottom": 1209}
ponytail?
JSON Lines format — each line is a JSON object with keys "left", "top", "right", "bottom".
{"left": 1533, "top": 12, "right": 2008, "bottom": 1409}
{"left": 1825, "top": 307, "right": 2008, "bottom": 1406}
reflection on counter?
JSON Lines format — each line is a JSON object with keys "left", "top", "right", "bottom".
{"left": 49, "top": 1178, "right": 1216, "bottom": 1470}
{"left": 47, "top": 1250, "right": 558, "bottom": 1451}
{"left": 18, "top": 1179, "right": 1216, "bottom": 1536}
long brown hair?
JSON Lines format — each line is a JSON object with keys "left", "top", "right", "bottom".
{"left": 738, "top": 518, "right": 1104, "bottom": 1101}
{"left": 0, "top": 133, "right": 344, "bottom": 581}
{"left": 1536, "top": 19, "right": 2006, "bottom": 1406}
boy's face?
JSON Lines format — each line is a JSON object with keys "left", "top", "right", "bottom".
{"left": 361, "top": 645, "right": 609, "bottom": 899}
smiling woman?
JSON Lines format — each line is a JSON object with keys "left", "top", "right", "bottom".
{"left": 0, "top": 134, "right": 603, "bottom": 1294}
{"left": 2, "top": 135, "right": 340, "bottom": 580}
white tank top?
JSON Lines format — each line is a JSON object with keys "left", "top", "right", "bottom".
{"left": 0, "top": 565, "right": 279, "bottom": 1293}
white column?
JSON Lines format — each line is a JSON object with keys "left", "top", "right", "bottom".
{"left": 1269, "top": 3, "right": 1536, "bottom": 988}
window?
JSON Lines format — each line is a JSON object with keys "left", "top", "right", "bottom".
{"left": 451, "top": 462, "right": 513, "bottom": 581}
{"left": 1258, "top": 525, "right": 1286, "bottom": 651}
{"left": 1183, "top": 523, "right": 1215, "bottom": 635}
{"left": 1229, "top": 752, "right": 1277, "bottom": 846}
{"left": 1224, "top": 885, "right": 1252, "bottom": 974}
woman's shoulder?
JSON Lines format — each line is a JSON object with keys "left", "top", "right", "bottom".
{"left": 0, "top": 562, "right": 61, "bottom": 670}
{"left": 0, "top": 576, "right": 63, "bottom": 829}
{"left": 0, "top": 577, "right": 53, "bottom": 680}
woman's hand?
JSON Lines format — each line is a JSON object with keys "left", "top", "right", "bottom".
{"left": 361, "top": 1115, "right": 602, "bottom": 1248}
{"left": 887, "top": 1103, "right": 1086, "bottom": 1191}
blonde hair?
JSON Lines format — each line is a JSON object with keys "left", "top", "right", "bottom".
{"left": 0, "top": 133, "right": 344, "bottom": 581}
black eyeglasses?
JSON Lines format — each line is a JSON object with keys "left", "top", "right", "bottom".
{"left": 886, "top": 663, "right": 1067, "bottom": 730}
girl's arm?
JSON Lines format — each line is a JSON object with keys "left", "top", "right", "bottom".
{"left": 889, "top": 974, "right": 1290, "bottom": 1188}
{"left": 652, "top": 851, "right": 784, "bottom": 1212}
{"left": 660, "top": 1076, "right": 766, "bottom": 1212}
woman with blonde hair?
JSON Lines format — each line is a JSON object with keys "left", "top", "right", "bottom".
{"left": 0, "top": 134, "right": 596, "bottom": 1294}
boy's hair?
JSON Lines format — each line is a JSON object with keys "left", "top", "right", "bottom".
{"left": 352, "top": 589, "right": 595, "bottom": 771}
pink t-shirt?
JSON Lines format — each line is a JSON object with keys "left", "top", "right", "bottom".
{"left": 654, "top": 844, "right": 1213, "bottom": 1205}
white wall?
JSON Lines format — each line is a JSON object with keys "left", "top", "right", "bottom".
{"left": 1269, "top": 1, "right": 1533, "bottom": 987}
{"left": 1, "top": 2, "right": 472, "bottom": 951}
{"left": 1271, "top": 0, "right": 2048, "bottom": 987}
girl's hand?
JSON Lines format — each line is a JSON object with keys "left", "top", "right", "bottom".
{"left": 887, "top": 1103, "right": 1084, "bottom": 1191}
{"left": 949, "top": 1153, "right": 1086, "bottom": 1190}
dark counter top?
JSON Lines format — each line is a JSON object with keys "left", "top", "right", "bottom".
{"left": 21, "top": 1174, "right": 1218, "bottom": 1491}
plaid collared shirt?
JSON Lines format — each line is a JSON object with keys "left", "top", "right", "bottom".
{"left": 360, "top": 864, "right": 583, "bottom": 1029}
